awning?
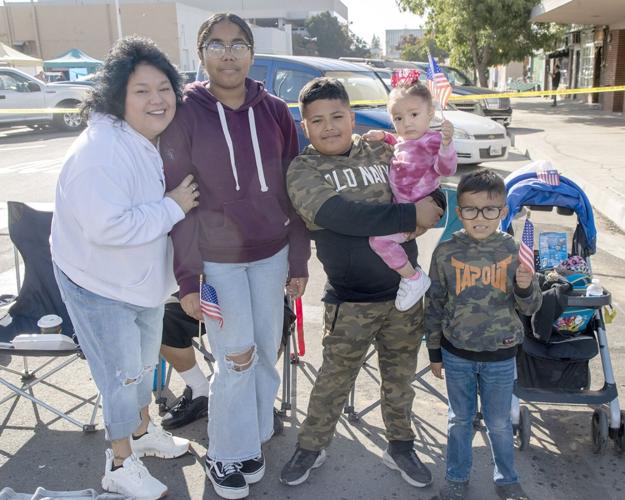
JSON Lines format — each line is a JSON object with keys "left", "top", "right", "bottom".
{"left": 0, "top": 42, "right": 43, "bottom": 67}
{"left": 43, "top": 48, "right": 102, "bottom": 71}
{"left": 548, "top": 48, "right": 569, "bottom": 59}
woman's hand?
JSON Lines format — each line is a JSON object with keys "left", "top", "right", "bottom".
{"left": 181, "top": 292, "right": 202, "bottom": 321}
{"left": 166, "top": 174, "right": 199, "bottom": 214}
{"left": 362, "top": 130, "right": 386, "bottom": 142}
{"left": 440, "top": 120, "right": 454, "bottom": 147}
{"left": 286, "top": 277, "right": 308, "bottom": 299}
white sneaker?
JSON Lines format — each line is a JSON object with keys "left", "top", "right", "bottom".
{"left": 395, "top": 273, "right": 431, "bottom": 311}
{"left": 101, "top": 448, "right": 168, "bottom": 499}
{"left": 131, "top": 421, "right": 190, "bottom": 459}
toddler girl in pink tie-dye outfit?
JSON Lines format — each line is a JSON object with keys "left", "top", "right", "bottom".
{"left": 365, "top": 80, "right": 457, "bottom": 311}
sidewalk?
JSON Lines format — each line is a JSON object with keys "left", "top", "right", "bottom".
{"left": 510, "top": 97, "right": 625, "bottom": 232}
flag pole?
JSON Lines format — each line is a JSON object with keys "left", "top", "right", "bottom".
{"left": 198, "top": 274, "right": 206, "bottom": 350}
{"left": 427, "top": 46, "right": 446, "bottom": 121}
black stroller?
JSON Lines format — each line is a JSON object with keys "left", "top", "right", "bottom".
{"left": 502, "top": 168, "right": 624, "bottom": 455}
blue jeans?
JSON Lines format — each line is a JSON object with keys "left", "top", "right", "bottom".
{"left": 442, "top": 348, "right": 518, "bottom": 485}
{"left": 203, "top": 246, "right": 288, "bottom": 462}
{"left": 54, "top": 264, "right": 163, "bottom": 441}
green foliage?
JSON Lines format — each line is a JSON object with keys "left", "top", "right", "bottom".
{"left": 397, "top": 0, "right": 565, "bottom": 85}
{"left": 304, "top": 11, "right": 371, "bottom": 58}
{"left": 371, "top": 34, "right": 382, "bottom": 50}
{"left": 399, "top": 37, "right": 448, "bottom": 62}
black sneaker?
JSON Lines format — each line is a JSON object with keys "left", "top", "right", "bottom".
{"left": 204, "top": 456, "right": 248, "bottom": 499}
{"left": 495, "top": 483, "right": 530, "bottom": 500}
{"left": 280, "top": 446, "right": 327, "bottom": 486}
{"left": 382, "top": 441, "right": 433, "bottom": 488}
{"left": 239, "top": 453, "right": 265, "bottom": 484}
{"left": 161, "top": 386, "right": 208, "bottom": 430}
{"left": 431, "top": 480, "right": 469, "bottom": 500}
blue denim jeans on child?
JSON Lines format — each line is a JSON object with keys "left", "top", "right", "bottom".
{"left": 202, "top": 246, "right": 289, "bottom": 462}
{"left": 442, "top": 348, "right": 518, "bottom": 485}
{"left": 53, "top": 264, "right": 163, "bottom": 441}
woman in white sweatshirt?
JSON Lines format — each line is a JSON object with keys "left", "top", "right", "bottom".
{"left": 51, "top": 36, "right": 198, "bottom": 499}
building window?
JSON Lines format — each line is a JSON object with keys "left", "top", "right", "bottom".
{"left": 579, "top": 31, "right": 595, "bottom": 88}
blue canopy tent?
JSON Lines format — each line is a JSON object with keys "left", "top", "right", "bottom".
{"left": 43, "top": 48, "right": 102, "bottom": 80}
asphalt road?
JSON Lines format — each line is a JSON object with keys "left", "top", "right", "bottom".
{"left": 1, "top": 125, "right": 624, "bottom": 499}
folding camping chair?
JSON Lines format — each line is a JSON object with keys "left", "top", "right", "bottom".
{"left": 0, "top": 201, "right": 100, "bottom": 432}
{"left": 343, "top": 184, "right": 461, "bottom": 422}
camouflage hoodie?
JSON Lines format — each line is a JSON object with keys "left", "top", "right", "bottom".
{"left": 287, "top": 135, "right": 418, "bottom": 302}
{"left": 425, "top": 229, "right": 542, "bottom": 363}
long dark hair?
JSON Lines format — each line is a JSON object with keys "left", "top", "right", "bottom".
{"left": 81, "top": 36, "right": 183, "bottom": 121}
{"left": 196, "top": 13, "right": 255, "bottom": 55}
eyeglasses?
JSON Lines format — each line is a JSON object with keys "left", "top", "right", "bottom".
{"left": 458, "top": 206, "right": 504, "bottom": 220}
{"left": 202, "top": 41, "right": 251, "bottom": 59}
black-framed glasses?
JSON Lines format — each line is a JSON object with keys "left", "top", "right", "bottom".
{"left": 202, "top": 41, "right": 251, "bottom": 59}
{"left": 458, "top": 206, "right": 504, "bottom": 220}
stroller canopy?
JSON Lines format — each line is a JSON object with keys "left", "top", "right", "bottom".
{"left": 502, "top": 167, "right": 597, "bottom": 256}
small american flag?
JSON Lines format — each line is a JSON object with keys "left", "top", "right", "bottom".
{"left": 425, "top": 51, "right": 453, "bottom": 108}
{"left": 519, "top": 218, "right": 535, "bottom": 274}
{"left": 200, "top": 282, "right": 224, "bottom": 328}
{"left": 537, "top": 169, "right": 560, "bottom": 186}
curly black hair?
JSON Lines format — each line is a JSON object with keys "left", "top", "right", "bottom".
{"left": 81, "top": 36, "right": 183, "bottom": 121}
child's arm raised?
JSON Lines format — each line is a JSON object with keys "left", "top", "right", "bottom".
{"left": 434, "top": 120, "right": 458, "bottom": 177}
{"left": 513, "top": 263, "right": 542, "bottom": 315}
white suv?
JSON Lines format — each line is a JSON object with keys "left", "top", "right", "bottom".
{"left": 0, "top": 67, "right": 90, "bottom": 131}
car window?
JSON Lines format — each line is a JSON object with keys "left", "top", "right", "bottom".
{"left": 0, "top": 72, "right": 28, "bottom": 92}
{"left": 444, "top": 67, "right": 473, "bottom": 86}
{"left": 273, "top": 68, "right": 316, "bottom": 102}
{"left": 325, "top": 71, "right": 388, "bottom": 104}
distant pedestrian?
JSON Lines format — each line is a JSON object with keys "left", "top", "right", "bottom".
{"left": 551, "top": 63, "right": 561, "bottom": 107}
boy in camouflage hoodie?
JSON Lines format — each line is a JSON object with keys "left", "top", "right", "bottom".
{"left": 281, "top": 78, "right": 445, "bottom": 489}
{"left": 426, "top": 170, "right": 542, "bottom": 500}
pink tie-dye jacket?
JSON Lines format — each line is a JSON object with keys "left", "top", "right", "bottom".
{"left": 384, "top": 130, "right": 457, "bottom": 203}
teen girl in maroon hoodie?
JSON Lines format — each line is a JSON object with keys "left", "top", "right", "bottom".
{"left": 160, "top": 14, "right": 310, "bottom": 499}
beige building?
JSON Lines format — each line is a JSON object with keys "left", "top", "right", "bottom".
{"left": 0, "top": 1, "right": 294, "bottom": 73}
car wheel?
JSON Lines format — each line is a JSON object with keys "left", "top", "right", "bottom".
{"left": 53, "top": 101, "right": 84, "bottom": 131}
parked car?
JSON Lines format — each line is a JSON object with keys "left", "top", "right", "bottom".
{"left": 196, "top": 55, "right": 509, "bottom": 164}
{"left": 0, "top": 67, "right": 89, "bottom": 130}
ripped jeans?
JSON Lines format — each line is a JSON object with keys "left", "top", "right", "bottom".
{"left": 53, "top": 264, "right": 163, "bottom": 441}
{"left": 203, "top": 245, "right": 288, "bottom": 462}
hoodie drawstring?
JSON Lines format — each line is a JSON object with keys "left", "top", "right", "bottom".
{"left": 216, "top": 102, "right": 240, "bottom": 191}
{"left": 216, "top": 102, "right": 269, "bottom": 193}
{"left": 247, "top": 107, "right": 269, "bottom": 192}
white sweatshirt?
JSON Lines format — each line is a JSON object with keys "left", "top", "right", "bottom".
{"left": 51, "top": 113, "right": 185, "bottom": 307}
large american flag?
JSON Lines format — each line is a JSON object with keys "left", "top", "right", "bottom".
{"left": 425, "top": 51, "right": 453, "bottom": 108}
{"left": 519, "top": 218, "right": 535, "bottom": 274}
{"left": 537, "top": 169, "right": 560, "bottom": 186}
{"left": 200, "top": 281, "right": 224, "bottom": 328}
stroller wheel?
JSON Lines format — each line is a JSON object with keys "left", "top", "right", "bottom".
{"left": 591, "top": 408, "right": 609, "bottom": 454}
{"left": 615, "top": 410, "right": 625, "bottom": 456}
{"left": 518, "top": 406, "right": 531, "bottom": 451}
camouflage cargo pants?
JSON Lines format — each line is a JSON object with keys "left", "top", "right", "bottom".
{"left": 298, "top": 300, "right": 424, "bottom": 451}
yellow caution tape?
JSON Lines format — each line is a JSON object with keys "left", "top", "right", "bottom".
{"left": 0, "top": 107, "right": 79, "bottom": 114}
{"left": 2, "top": 84, "right": 624, "bottom": 113}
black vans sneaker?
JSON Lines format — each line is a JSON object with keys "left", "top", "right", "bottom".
{"left": 204, "top": 456, "right": 248, "bottom": 499}
{"left": 239, "top": 453, "right": 265, "bottom": 484}
{"left": 382, "top": 440, "right": 433, "bottom": 488}
{"left": 280, "top": 446, "right": 327, "bottom": 486}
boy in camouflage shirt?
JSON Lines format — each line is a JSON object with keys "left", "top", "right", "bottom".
{"left": 281, "top": 78, "right": 445, "bottom": 489}
{"left": 426, "top": 170, "right": 542, "bottom": 500}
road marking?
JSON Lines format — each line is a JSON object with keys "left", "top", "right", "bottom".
{"left": 0, "top": 158, "right": 63, "bottom": 174}
{"left": 0, "top": 144, "right": 46, "bottom": 152}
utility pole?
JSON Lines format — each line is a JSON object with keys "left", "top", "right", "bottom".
{"left": 114, "top": 0, "right": 123, "bottom": 39}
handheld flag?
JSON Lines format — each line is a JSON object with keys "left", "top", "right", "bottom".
{"left": 425, "top": 50, "right": 453, "bottom": 109}
{"left": 537, "top": 169, "right": 560, "bottom": 186}
{"left": 200, "top": 279, "right": 224, "bottom": 328}
{"left": 519, "top": 217, "right": 535, "bottom": 274}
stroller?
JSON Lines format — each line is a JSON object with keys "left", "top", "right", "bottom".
{"left": 502, "top": 164, "right": 624, "bottom": 455}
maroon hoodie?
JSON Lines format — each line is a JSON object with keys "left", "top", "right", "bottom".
{"left": 160, "top": 79, "right": 310, "bottom": 298}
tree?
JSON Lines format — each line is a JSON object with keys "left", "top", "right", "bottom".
{"left": 304, "top": 11, "right": 371, "bottom": 58}
{"left": 397, "top": 0, "right": 564, "bottom": 86}
{"left": 398, "top": 36, "right": 448, "bottom": 62}
{"left": 292, "top": 33, "right": 318, "bottom": 56}
{"left": 370, "top": 34, "right": 382, "bottom": 57}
